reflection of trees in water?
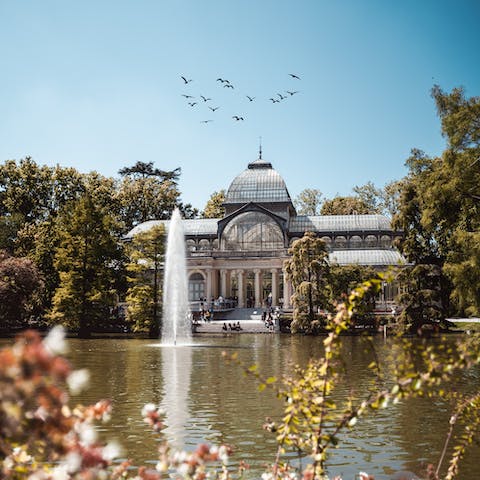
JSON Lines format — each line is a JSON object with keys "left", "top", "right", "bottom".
{"left": 389, "top": 338, "right": 480, "bottom": 478}
{"left": 68, "top": 339, "right": 164, "bottom": 463}
{"left": 66, "top": 336, "right": 480, "bottom": 479}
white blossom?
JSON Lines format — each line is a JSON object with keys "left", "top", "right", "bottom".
{"left": 51, "top": 465, "right": 70, "bottom": 480}
{"left": 76, "top": 422, "right": 97, "bottom": 446}
{"left": 44, "top": 326, "right": 68, "bottom": 355}
{"left": 67, "top": 369, "right": 90, "bottom": 395}
{"left": 103, "top": 441, "right": 122, "bottom": 461}
{"left": 141, "top": 403, "right": 157, "bottom": 417}
{"left": 63, "top": 452, "right": 82, "bottom": 473}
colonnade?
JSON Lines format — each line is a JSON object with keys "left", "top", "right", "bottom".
{"left": 190, "top": 267, "right": 293, "bottom": 309}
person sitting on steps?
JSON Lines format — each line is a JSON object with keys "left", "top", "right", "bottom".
{"left": 222, "top": 323, "right": 227, "bottom": 331}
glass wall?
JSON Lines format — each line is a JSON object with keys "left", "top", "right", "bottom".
{"left": 221, "top": 212, "right": 284, "bottom": 251}
{"left": 188, "top": 272, "right": 205, "bottom": 301}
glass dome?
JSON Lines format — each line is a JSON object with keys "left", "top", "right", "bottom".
{"left": 221, "top": 211, "right": 285, "bottom": 251}
{"left": 224, "top": 157, "right": 292, "bottom": 204}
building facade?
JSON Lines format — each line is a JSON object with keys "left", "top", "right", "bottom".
{"left": 125, "top": 153, "right": 405, "bottom": 310}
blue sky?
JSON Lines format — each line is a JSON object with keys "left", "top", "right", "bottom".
{"left": 0, "top": 0, "right": 479, "bottom": 211}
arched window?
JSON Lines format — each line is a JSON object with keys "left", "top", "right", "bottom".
{"left": 380, "top": 235, "right": 391, "bottom": 248}
{"left": 188, "top": 272, "right": 205, "bottom": 301}
{"left": 350, "top": 235, "right": 362, "bottom": 248}
{"left": 365, "top": 235, "right": 377, "bottom": 247}
{"left": 334, "top": 236, "right": 347, "bottom": 248}
{"left": 186, "top": 239, "right": 196, "bottom": 252}
{"left": 199, "top": 239, "right": 210, "bottom": 251}
{"left": 221, "top": 212, "right": 284, "bottom": 251}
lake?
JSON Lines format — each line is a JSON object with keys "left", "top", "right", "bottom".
{"left": 3, "top": 333, "right": 478, "bottom": 479}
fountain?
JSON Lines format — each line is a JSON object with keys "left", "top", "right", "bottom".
{"left": 161, "top": 208, "right": 192, "bottom": 345}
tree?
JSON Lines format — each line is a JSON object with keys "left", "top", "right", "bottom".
{"left": 328, "top": 264, "right": 377, "bottom": 303}
{"left": 0, "top": 250, "right": 44, "bottom": 330}
{"left": 178, "top": 201, "right": 199, "bottom": 219}
{"left": 284, "top": 232, "right": 330, "bottom": 333}
{"left": 293, "top": 188, "right": 323, "bottom": 215}
{"left": 381, "top": 179, "right": 404, "bottom": 218}
{"left": 48, "top": 193, "right": 125, "bottom": 337}
{"left": 0, "top": 157, "right": 52, "bottom": 223}
{"left": 320, "top": 195, "right": 371, "bottom": 215}
{"left": 117, "top": 162, "right": 186, "bottom": 229}
{"left": 352, "top": 182, "right": 383, "bottom": 214}
{"left": 396, "top": 264, "right": 448, "bottom": 334}
{"left": 394, "top": 86, "right": 480, "bottom": 317}
{"left": 201, "top": 190, "right": 225, "bottom": 218}
{"left": 392, "top": 149, "right": 452, "bottom": 328}
{"left": 423, "top": 86, "right": 480, "bottom": 315}
{"left": 118, "top": 161, "right": 181, "bottom": 183}
{"left": 125, "top": 224, "right": 165, "bottom": 337}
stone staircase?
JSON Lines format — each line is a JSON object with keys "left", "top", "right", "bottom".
{"left": 213, "top": 307, "right": 263, "bottom": 322}
{"left": 192, "top": 308, "right": 273, "bottom": 334}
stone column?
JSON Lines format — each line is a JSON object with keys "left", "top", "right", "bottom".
{"left": 284, "top": 277, "right": 292, "bottom": 309}
{"left": 237, "top": 269, "right": 245, "bottom": 308}
{"left": 220, "top": 269, "right": 227, "bottom": 298}
{"left": 206, "top": 269, "right": 212, "bottom": 303}
{"left": 212, "top": 268, "right": 218, "bottom": 298}
{"left": 254, "top": 269, "right": 262, "bottom": 308}
{"left": 271, "top": 268, "right": 278, "bottom": 307}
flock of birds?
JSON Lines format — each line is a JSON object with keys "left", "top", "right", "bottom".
{"left": 179, "top": 73, "right": 301, "bottom": 124}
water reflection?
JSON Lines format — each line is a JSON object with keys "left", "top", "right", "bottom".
{"left": 1, "top": 335, "right": 478, "bottom": 479}
{"left": 160, "top": 346, "right": 193, "bottom": 448}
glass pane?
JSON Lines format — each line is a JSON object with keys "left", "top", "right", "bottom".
{"left": 221, "top": 212, "right": 284, "bottom": 251}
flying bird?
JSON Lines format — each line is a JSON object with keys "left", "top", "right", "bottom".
{"left": 288, "top": 73, "right": 301, "bottom": 80}
{"left": 224, "top": 84, "right": 234, "bottom": 89}
{"left": 246, "top": 96, "right": 255, "bottom": 102}
{"left": 286, "top": 90, "right": 299, "bottom": 96}
{"left": 277, "top": 93, "right": 286, "bottom": 100}
{"left": 209, "top": 106, "right": 220, "bottom": 112}
{"left": 216, "top": 78, "right": 228, "bottom": 83}
{"left": 200, "top": 95, "right": 211, "bottom": 102}
{"left": 181, "top": 76, "right": 193, "bottom": 84}
{"left": 232, "top": 115, "right": 244, "bottom": 121}
{"left": 182, "top": 94, "right": 194, "bottom": 98}
{"left": 200, "top": 120, "right": 213, "bottom": 124}
{"left": 188, "top": 102, "right": 197, "bottom": 107}
{"left": 269, "top": 98, "right": 280, "bottom": 103}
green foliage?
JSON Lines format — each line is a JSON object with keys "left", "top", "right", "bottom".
{"left": 294, "top": 188, "right": 323, "bottom": 215}
{"left": 125, "top": 224, "right": 165, "bottom": 336}
{"left": 117, "top": 161, "right": 185, "bottom": 229}
{"left": 444, "top": 231, "right": 480, "bottom": 316}
{"left": 396, "top": 264, "right": 450, "bottom": 334}
{"left": 284, "top": 232, "right": 330, "bottom": 333}
{"left": 320, "top": 195, "right": 371, "bottom": 215}
{"left": 201, "top": 189, "right": 226, "bottom": 218}
{"left": 227, "top": 277, "right": 480, "bottom": 479}
{"left": 394, "top": 86, "right": 480, "bottom": 317}
{"left": 328, "top": 264, "right": 378, "bottom": 320}
{"left": 353, "top": 180, "right": 404, "bottom": 217}
{"left": 48, "top": 193, "right": 124, "bottom": 337}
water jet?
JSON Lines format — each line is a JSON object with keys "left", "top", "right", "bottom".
{"left": 161, "top": 208, "right": 191, "bottom": 345}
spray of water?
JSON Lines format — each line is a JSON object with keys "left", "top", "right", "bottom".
{"left": 161, "top": 208, "right": 191, "bottom": 345}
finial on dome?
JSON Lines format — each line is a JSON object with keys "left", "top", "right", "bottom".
{"left": 259, "top": 136, "right": 262, "bottom": 159}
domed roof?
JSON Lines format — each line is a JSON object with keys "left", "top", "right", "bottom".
{"left": 224, "top": 155, "right": 292, "bottom": 204}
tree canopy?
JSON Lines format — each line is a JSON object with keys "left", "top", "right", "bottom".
{"left": 394, "top": 86, "right": 480, "bottom": 317}
{"left": 201, "top": 190, "right": 225, "bottom": 218}
{"left": 294, "top": 188, "right": 323, "bottom": 215}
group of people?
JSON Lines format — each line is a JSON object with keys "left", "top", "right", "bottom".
{"left": 262, "top": 307, "right": 278, "bottom": 331}
{"left": 222, "top": 322, "right": 243, "bottom": 331}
